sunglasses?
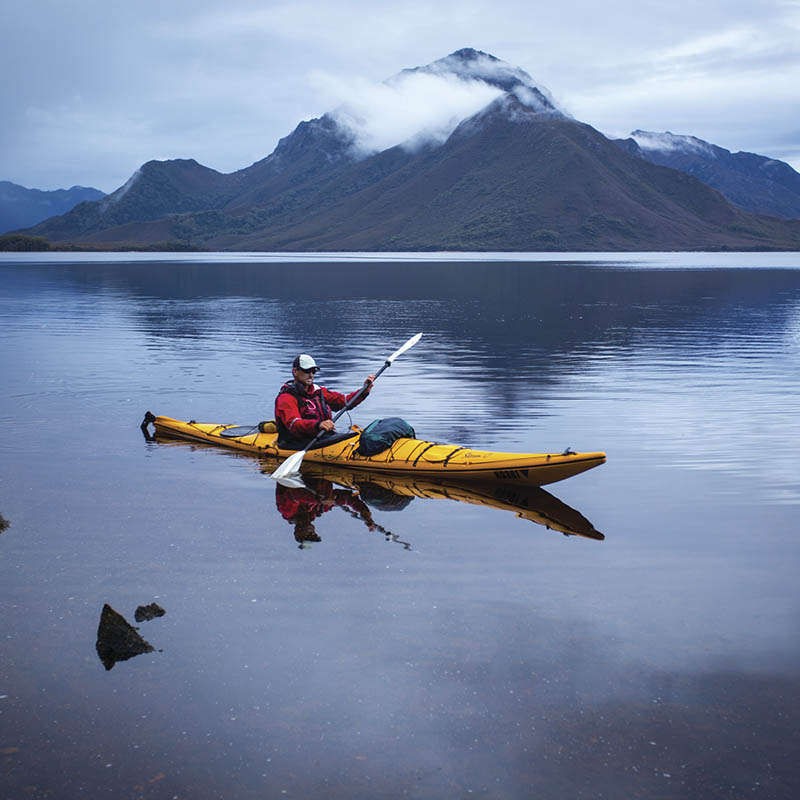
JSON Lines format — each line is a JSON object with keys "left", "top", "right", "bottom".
{"left": 297, "top": 366, "right": 318, "bottom": 374}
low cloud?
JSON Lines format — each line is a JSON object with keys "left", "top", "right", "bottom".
{"left": 631, "top": 130, "right": 716, "bottom": 156}
{"left": 311, "top": 70, "right": 503, "bottom": 156}
{"left": 103, "top": 167, "right": 142, "bottom": 205}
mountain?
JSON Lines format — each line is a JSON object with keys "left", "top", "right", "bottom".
{"left": 619, "top": 131, "right": 800, "bottom": 220}
{"left": 27, "top": 159, "right": 233, "bottom": 242}
{"left": 28, "top": 114, "right": 360, "bottom": 246}
{"left": 0, "top": 181, "right": 105, "bottom": 234}
{"left": 24, "top": 49, "right": 800, "bottom": 251}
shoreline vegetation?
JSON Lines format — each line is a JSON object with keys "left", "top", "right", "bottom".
{"left": 0, "top": 234, "right": 200, "bottom": 252}
{"left": 1, "top": 233, "right": 797, "bottom": 254}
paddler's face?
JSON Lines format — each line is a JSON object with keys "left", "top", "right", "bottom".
{"left": 293, "top": 366, "right": 316, "bottom": 389}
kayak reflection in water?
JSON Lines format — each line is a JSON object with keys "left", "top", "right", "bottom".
{"left": 276, "top": 477, "right": 379, "bottom": 548}
{"left": 278, "top": 464, "right": 604, "bottom": 543}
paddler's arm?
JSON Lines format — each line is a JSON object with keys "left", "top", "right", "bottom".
{"left": 320, "top": 375, "right": 376, "bottom": 432}
{"left": 342, "top": 374, "right": 376, "bottom": 407}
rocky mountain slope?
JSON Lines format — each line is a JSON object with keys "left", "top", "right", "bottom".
{"left": 619, "top": 131, "right": 800, "bottom": 219}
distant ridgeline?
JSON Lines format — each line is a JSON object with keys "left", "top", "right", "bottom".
{"left": 615, "top": 131, "right": 800, "bottom": 221}
{"left": 18, "top": 49, "right": 800, "bottom": 251}
{"left": 0, "top": 181, "right": 105, "bottom": 235}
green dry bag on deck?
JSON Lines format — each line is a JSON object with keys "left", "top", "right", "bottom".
{"left": 356, "top": 417, "right": 416, "bottom": 456}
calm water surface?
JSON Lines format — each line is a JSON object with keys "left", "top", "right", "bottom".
{"left": 1, "top": 252, "right": 799, "bottom": 799}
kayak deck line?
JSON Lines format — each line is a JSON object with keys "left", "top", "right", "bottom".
{"left": 145, "top": 414, "right": 606, "bottom": 487}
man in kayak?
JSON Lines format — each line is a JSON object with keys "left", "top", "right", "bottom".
{"left": 274, "top": 353, "right": 375, "bottom": 449}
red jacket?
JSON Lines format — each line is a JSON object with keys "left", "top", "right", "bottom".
{"left": 274, "top": 380, "right": 368, "bottom": 441}
{"left": 275, "top": 479, "right": 377, "bottom": 545}
{"left": 275, "top": 483, "right": 333, "bottom": 524}
{"left": 275, "top": 479, "right": 375, "bottom": 529}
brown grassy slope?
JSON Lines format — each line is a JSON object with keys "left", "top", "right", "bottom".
{"left": 213, "top": 113, "right": 800, "bottom": 251}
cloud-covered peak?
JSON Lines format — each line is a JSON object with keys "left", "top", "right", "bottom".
{"left": 398, "top": 48, "right": 563, "bottom": 115}
{"left": 102, "top": 167, "right": 142, "bottom": 207}
{"left": 315, "top": 48, "right": 563, "bottom": 160}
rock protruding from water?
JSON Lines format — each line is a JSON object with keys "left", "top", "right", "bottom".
{"left": 135, "top": 602, "right": 166, "bottom": 622}
{"left": 96, "top": 603, "right": 155, "bottom": 671}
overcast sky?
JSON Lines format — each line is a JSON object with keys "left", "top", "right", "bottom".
{"left": 2, "top": 0, "right": 798, "bottom": 193}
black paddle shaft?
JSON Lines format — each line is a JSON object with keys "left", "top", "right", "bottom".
{"left": 304, "top": 359, "right": 391, "bottom": 450}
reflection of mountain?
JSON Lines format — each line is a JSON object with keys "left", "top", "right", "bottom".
{"left": 13, "top": 257, "right": 799, "bottom": 337}
{"left": 96, "top": 604, "right": 156, "bottom": 671}
{"left": 22, "top": 257, "right": 800, "bottom": 387}
{"left": 12, "top": 257, "right": 800, "bottom": 456}
{"left": 146, "top": 433, "right": 603, "bottom": 541}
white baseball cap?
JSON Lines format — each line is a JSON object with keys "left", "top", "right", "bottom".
{"left": 293, "top": 354, "right": 319, "bottom": 371}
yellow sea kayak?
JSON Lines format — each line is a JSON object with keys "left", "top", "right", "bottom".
{"left": 145, "top": 413, "right": 605, "bottom": 487}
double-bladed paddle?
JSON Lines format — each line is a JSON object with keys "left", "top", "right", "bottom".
{"left": 271, "top": 333, "right": 422, "bottom": 481}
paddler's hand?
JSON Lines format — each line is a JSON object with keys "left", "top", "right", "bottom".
{"left": 318, "top": 420, "right": 335, "bottom": 433}
{"left": 363, "top": 374, "right": 376, "bottom": 392}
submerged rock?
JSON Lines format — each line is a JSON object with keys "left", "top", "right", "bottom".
{"left": 135, "top": 602, "right": 166, "bottom": 622}
{"left": 96, "top": 603, "right": 155, "bottom": 671}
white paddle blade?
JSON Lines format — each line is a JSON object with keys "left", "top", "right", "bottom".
{"left": 388, "top": 332, "right": 422, "bottom": 363}
{"left": 273, "top": 473, "right": 306, "bottom": 489}
{"left": 271, "top": 449, "right": 306, "bottom": 480}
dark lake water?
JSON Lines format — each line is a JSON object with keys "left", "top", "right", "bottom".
{"left": 1, "top": 252, "right": 799, "bottom": 799}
